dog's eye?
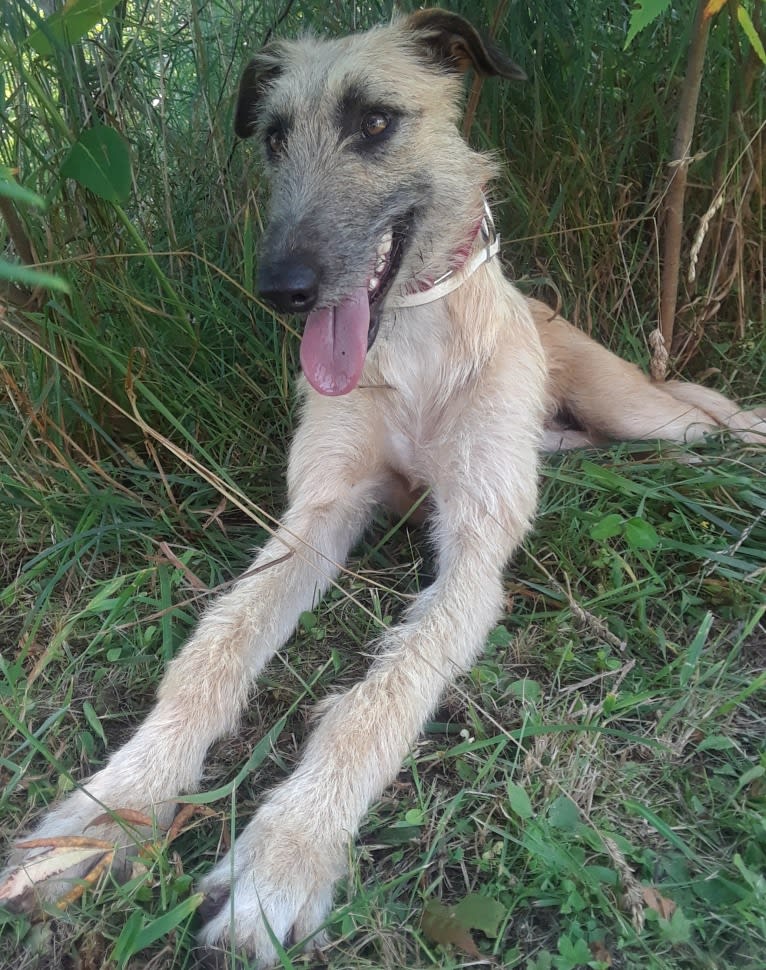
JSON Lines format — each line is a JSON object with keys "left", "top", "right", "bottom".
{"left": 361, "top": 111, "right": 389, "bottom": 138}
{"left": 266, "top": 128, "right": 287, "bottom": 157}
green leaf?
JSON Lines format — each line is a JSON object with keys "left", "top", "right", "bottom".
{"left": 738, "top": 6, "right": 766, "bottom": 65}
{"left": 507, "top": 781, "right": 534, "bottom": 819}
{"left": 696, "top": 734, "right": 735, "bottom": 752}
{"left": 555, "top": 932, "right": 593, "bottom": 969}
{"left": 61, "top": 125, "right": 131, "bottom": 204}
{"left": 113, "top": 894, "right": 203, "bottom": 965}
{"left": 733, "top": 853, "right": 766, "bottom": 893}
{"left": 112, "top": 909, "right": 145, "bottom": 967}
{"left": 581, "top": 461, "right": 646, "bottom": 496}
{"left": 523, "top": 820, "right": 582, "bottom": 871}
{"left": 624, "top": 800, "right": 696, "bottom": 861}
{"left": 488, "top": 623, "right": 511, "bottom": 646}
{"left": 27, "top": 0, "right": 123, "bottom": 56}
{"left": 658, "top": 906, "right": 692, "bottom": 945}
{"left": 82, "top": 701, "right": 106, "bottom": 744}
{"left": 548, "top": 795, "right": 581, "bottom": 831}
{"left": 509, "top": 678, "right": 541, "bottom": 703}
{"left": 590, "top": 513, "right": 624, "bottom": 541}
{"left": 625, "top": 0, "right": 672, "bottom": 49}
{"left": 404, "top": 808, "right": 425, "bottom": 825}
{"left": 299, "top": 610, "right": 316, "bottom": 631}
{"left": 735, "top": 764, "right": 765, "bottom": 794}
{"left": 528, "top": 953, "right": 554, "bottom": 970}
{"left": 0, "top": 259, "right": 70, "bottom": 294}
{"left": 624, "top": 516, "right": 660, "bottom": 550}
{"left": 453, "top": 893, "right": 506, "bottom": 938}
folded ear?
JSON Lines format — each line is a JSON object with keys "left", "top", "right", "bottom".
{"left": 234, "top": 47, "right": 283, "bottom": 138}
{"left": 405, "top": 8, "right": 526, "bottom": 81}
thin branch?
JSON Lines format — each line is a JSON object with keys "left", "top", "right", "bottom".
{"left": 658, "top": 0, "right": 710, "bottom": 354}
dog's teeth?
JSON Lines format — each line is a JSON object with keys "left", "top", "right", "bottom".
{"left": 375, "top": 257, "right": 386, "bottom": 273}
{"left": 368, "top": 276, "right": 379, "bottom": 291}
{"left": 377, "top": 232, "right": 392, "bottom": 258}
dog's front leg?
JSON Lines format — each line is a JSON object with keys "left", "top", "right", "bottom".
{"left": 199, "top": 456, "right": 538, "bottom": 966}
{"left": 4, "top": 428, "right": 379, "bottom": 907}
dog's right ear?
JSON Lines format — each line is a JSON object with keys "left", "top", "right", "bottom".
{"left": 234, "top": 48, "right": 283, "bottom": 138}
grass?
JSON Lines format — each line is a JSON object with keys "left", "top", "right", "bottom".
{"left": 1, "top": 1, "right": 765, "bottom": 969}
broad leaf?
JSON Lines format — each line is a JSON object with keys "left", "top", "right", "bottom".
{"left": 61, "top": 125, "right": 131, "bottom": 203}
{"left": 422, "top": 892, "right": 507, "bottom": 955}
{"left": 625, "top": 0, "right": 672, "bottom": 49}
{"left": 454, "top": 893, "right": 506, "bottom": 937}
{"left": 548, "top": 795, "right": 581, "bottom": 831}
{"left": 507, "top": 780, "right": 534, "bottom": 819}
{"left": 28, "top": 0, "right": 123, "bottom": 56}
{"left": 624, "top": 516, "right": 660, "bottom": 550}
{"left": 738, "top": 6, "right": 766, "bottom": 65}
{"left": 590, "top": 513, "right": 624, "bottom": 541}
{"left": 422, "top": 900, "right": 480, "bottom": 958}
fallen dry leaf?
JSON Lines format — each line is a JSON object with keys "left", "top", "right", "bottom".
{"left": 0, "top": 838, "right": 114, "bottom": 914}
{"left": 590, "top": 940, "right": 613, "bottom": 966}
{"left": 85, "top": 808, "right": 153, "bottom": 830}
{"left": 166, "top": 803, "right": 217, "bottom": 845}
{"left": 642, "top": 884, "right": 677, "bottom": 920}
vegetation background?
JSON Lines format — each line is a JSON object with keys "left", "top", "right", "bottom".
{"left": 1, "top": 1, "right": 764, "bottom": 969}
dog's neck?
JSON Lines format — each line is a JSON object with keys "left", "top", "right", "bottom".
{"left": 391, "top": 195, "right": 501, "bottom": 309}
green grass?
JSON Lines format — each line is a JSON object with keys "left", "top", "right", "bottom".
{"left": 1, "top": 2, "right": 765, "bottom": 969}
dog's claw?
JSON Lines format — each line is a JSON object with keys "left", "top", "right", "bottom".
{"left": 198, "top": 886, "right": 230, "bottom": 924}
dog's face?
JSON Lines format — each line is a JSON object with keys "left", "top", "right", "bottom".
{"left": 235, "top": 9, "right": 524, "bottom": 395}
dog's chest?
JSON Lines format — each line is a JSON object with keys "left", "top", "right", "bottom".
{"left": 378, "top": 399, "right": 446, "bottom": 487}
{"left": 385, "top": 425, "right": 419, "bottom": 477}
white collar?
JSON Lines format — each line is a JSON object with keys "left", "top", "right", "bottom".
{"left": 390, "top": 195, "right": 500, "bottom": 309}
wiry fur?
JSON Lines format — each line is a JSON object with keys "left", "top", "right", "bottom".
{"left": 2, "top": 9, "right": 764, "bottom": 969}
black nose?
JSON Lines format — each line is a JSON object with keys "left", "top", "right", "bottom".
{"left": 258, "top": 253, "right": 320, "bottom": 313}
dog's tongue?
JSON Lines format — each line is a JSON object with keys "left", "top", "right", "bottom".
{"left": 300, "top": 286, "right": 370, "bottom": 396}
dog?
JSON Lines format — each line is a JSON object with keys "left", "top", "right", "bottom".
{"left": 3, "top": 8, "right": 765, "bottom": 968}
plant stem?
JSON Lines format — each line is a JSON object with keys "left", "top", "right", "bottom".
{"left": 658, "top": 0, "right": 711, "bottom": 353}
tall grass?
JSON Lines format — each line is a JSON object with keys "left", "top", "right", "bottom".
{"left": 1, "top": 2, "right": 764, "bottom": 969}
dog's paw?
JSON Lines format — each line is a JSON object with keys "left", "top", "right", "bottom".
{"left": 198, "top": 806, "right": 343, "bottom": 969}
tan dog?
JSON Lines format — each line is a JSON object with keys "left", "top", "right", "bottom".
{"left": 3, "top": 9, "right": 764, "bottom": 968}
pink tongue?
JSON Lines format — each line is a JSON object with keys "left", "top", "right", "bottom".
{"left": 300, "top": 286, "right": 370, "bottom": 396}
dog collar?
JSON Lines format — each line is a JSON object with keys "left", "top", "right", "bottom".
{"left": 390, "top": 195, "right": 500, "bottom": 309}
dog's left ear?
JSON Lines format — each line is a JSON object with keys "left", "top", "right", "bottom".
{"left": 405, "top": 8, "right": 526, "bottom": 81}
{"left": 234, "top": 47, "right": 283, "bottom": 138}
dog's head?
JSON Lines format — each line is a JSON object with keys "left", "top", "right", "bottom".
{"left": 235, "top": 8, "right": 524, "bottom": 395}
